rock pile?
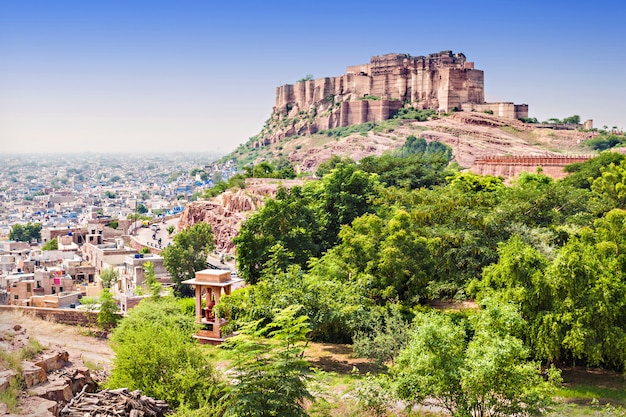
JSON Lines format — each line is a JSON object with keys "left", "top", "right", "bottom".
{"left": 60, "top": 387, "right": 169, "bottom": 417}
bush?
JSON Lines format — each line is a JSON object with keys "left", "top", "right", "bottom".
{"left": 42, "top": 238, "right": 58, "bottom": 251}
{"left": 107, "top": 297, "right": 225, "bottom": 409}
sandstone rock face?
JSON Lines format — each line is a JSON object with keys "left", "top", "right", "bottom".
{"left": 35, "top": 351, "right": 70, "bottom": 373}
{"left": 177, "top": 179, "right": 305, "bottom": 254}
{"left": 22, "top": 361, "right": 48, "bottom": 388}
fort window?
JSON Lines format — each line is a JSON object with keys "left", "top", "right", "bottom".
{"left": 26, "top": 283, "right": 31, "bottom": 292}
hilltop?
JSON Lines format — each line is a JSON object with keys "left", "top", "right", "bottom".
{"left": 222, "top": 50, "right": 600, "bottom": 173}
{"left": 225, "top": 111, "right": 594, "bottom": 174}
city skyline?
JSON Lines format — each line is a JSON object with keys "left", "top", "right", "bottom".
{"left": 1, "top": 1, "right": 625, "bottom": 154}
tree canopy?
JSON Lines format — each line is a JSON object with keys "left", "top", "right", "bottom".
{"left": 162, "top": 222, "right": 215, "bottom": 296}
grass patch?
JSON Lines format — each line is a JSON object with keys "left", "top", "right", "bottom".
{"left": 0, "top": 382, "right": 21, "bottom": 414}
{"left": 554, "top": 385, "right": 626, "bottom": 405}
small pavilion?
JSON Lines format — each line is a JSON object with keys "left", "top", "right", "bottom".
{"left": 182, "top": 269, "right": 243, "bottom": 344}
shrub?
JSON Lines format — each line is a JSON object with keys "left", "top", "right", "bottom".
{"left": 107, "top": 298, "right": 225, "bottom": 409}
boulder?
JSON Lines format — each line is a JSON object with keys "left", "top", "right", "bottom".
{"left": 21, "top": 361, "right": 47, "bottom": 388}
{"left": 35, "top": 350, "right": 70, "bottom": 373}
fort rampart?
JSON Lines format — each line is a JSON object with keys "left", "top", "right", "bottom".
{"left": 471, "top": 155, "right": 593, "bottom": 180}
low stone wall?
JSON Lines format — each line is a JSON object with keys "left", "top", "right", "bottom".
{"left": 0, "top": 305, "right": 99, "bottom": 326}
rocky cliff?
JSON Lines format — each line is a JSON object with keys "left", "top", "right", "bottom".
{"left": 177, "top": 179, "right": 305, "bottom": 254}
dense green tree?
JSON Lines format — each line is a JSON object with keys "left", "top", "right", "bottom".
{"left": 108, "top": 298, "right": 224, "bottom": 409}
{"left": 563, "top": 152, "right": 626, "bottom": 190}
{"left": 314, "top": 155, "right": 355, "bottom": 177}
{"left": 311, "top": 162, "right": 380, "bottom": 249}
{"left": 563, "top": 114, "right": 581, "bottom": 125}
{"left": 540, "top": 236, "right": 626, "bottom": 368}
{"left": 162, "top": 222, "right": 215, "bottom": 296}
{"left": 591, "top": 159, "right": 626, "bottom": 209}
{"left": 234, "top": 187, "right": 320, "bottom": 284}
{"left": 136, "top": 203, "right": 148, "bottom": 214}
{"left": 330, "top": 210, "right": 433, "bottom": 303}
{"left": 391, "top": 306, "right": 557, "bottom": 417}
{"left": 217, "top": 257, "right": 371, "bottom": 343}
{"left": 472, "top": 215, "right": 626, "bottom": 369}
{"left": 9, "top": 222, "right": 42, "bottom": 242}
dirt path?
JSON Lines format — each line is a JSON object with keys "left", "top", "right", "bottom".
{"left": 0, "top": 309, "right": 113, "bottom": 372}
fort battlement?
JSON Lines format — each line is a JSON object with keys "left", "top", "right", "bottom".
{"left": 472, "top": 155, "right": 593, "bottom": 180}
{"left": 257, "top": 51, "right": 527, "bottom": 146}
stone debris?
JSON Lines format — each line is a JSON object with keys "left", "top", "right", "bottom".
{"left": 60, "top": 387, "right": 169, "bottom": 417}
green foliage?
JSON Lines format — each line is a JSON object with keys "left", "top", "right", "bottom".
{"left": 359, "top": 138, "right": 454, "bottom": 190}
{"left": 392, "top": 107, "right": 436, "bottom": 121}
{"left": 297, "top": 74, "right": 314, "bottom": 82}
{"left": 235, "top": 164, "right": 378, "bottom": 284}
{"left": 353, "top": 303, "right": 412, "bottom": 365}
{"left": 330, "top": 210, "right": 434, "bottom": 303}
{"left": 358, "top": 95, "right": 381, "bottom": 100}
{"left": 97, "top": 288, "right": 120, "bottom": 330}
{"left": 234, "top": 186, "right": 320, "bottom": 284}
{"left": 217, "top": 261, "right": 371, "bottom": 343}
{"left": 203, "top": 174, "right": 248, "bottom": 198}
{"left": 9, "top": 222, "right": 42, "bottom": 242}
{"left": 139, "top": 246, "right": 151, "bottom": 254}
{"left": 166, "top": 224, "right": 175, "bottom": 235}
{"left": 108, "top": 297, "right": 224, "bottom": 409}
{"left": 143, "top": 261, "right": 162, "bottom": 299}
{"left": 563, "top": 114, "right": 581, "bottom": 125}
{"left": 317, "top": 122, "right": 375, "bottom": 138}
{"left": 222, "top": 305, "right": 312, "bottom": 417}
{"left": 243, "top": 160, "right": 297, "bottom": 180}
{"left": 563, "top": 152, "right": 626, "bottom": 189}
{"left": 99, "top": 267, "right": 119, "bottom": 289}
{"left": 519, "top": 117, "right": 539, "bottom": 123}
{"left": 591, "top": 159, "right": 626, "bottom": 209}
{"left": 106, "top": 219, "right": 118, "bottom": 229}
{"left": 584, "top": 134, "right": 626, "bottom": 151}
{"left": 314, "top": 155, "right": 355, "bottom": 178}
{"left": 472, "top": 211, "right": 626, "bottom": 370}
{"left": 136, "top": 203, "right": 148, "bottom": 214}
{"left": 41, "top": 238, "right": 58, "bottom": 251}
{"left": 391, "top": 306, "right": 557, "bottom": 417}
{"left": 313, "top": 162, "right": 380, "bottom": 249}
{"left": 162, "top": 222, "right": 215, "bottom": 297}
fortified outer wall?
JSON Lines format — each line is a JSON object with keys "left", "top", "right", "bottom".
{"left": 462, "top": 103, "right": 529, "bottom": 120}
{"left": 471, "top": 155, "right": 593, "bottom": 180}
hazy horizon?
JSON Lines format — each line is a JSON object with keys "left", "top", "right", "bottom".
{"left": 2, "top": 1, "right": 625, "bottom": 155}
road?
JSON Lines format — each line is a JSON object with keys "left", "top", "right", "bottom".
{"left": 133, "top": 217, "right": 237, "bottom": 272}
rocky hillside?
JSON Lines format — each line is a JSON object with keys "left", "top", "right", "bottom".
{"left": 178, "top": 179, "right": 305, "bottom": 253}
{"left": 227, "top": 112, "right": 594, "bottom": 174}
{"left": 200, "top": 111, "right": 597, "bottom": 254}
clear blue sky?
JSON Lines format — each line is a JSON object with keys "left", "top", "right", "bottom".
{"left": 1, "top": 1, "right": 625, "bottom": 154}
